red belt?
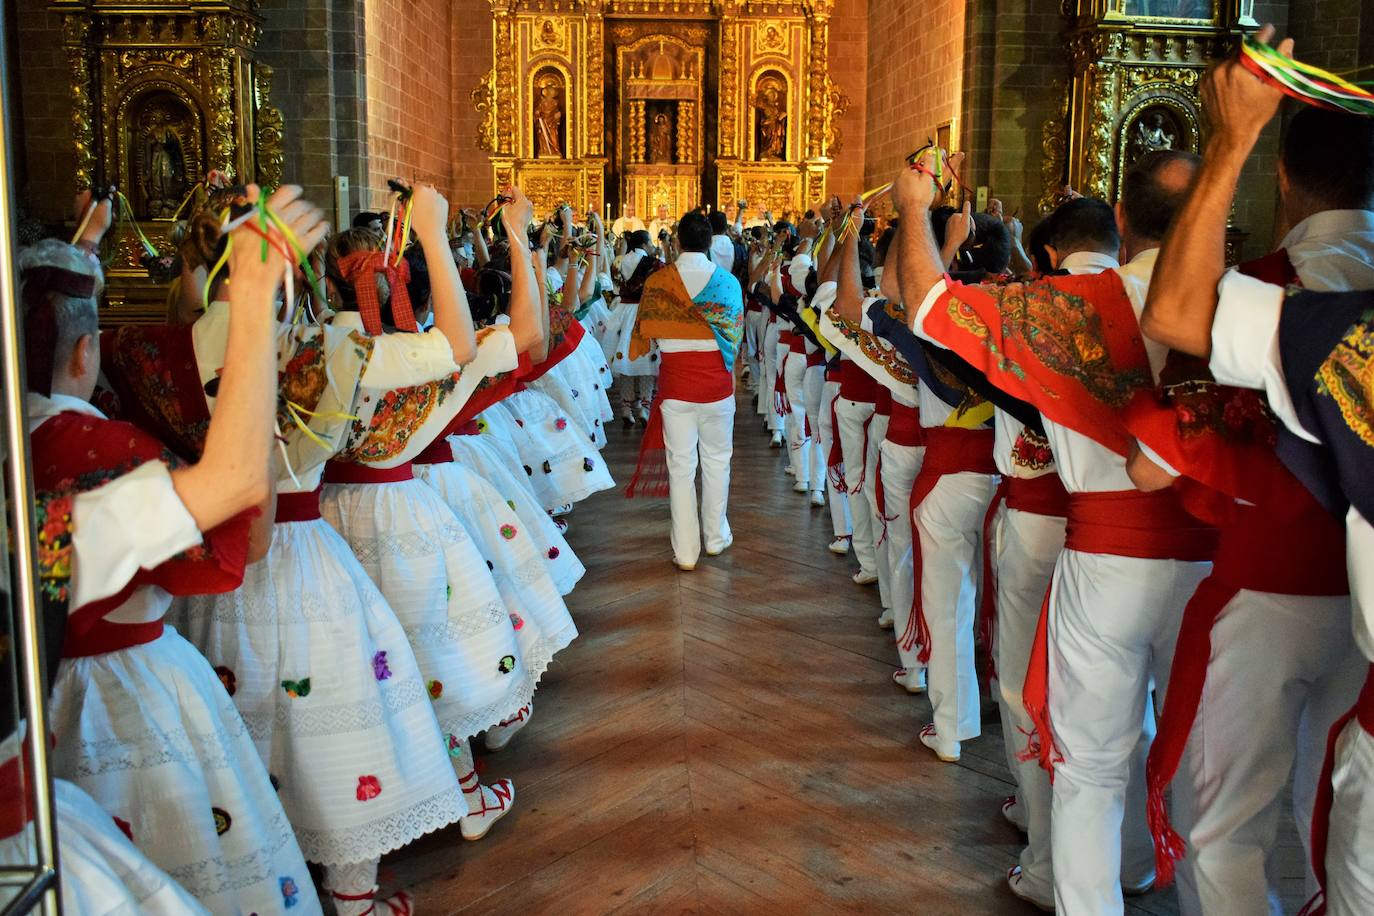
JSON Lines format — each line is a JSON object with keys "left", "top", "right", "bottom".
{"left": 838, "top": 359, "right": 878, "bottom": 403}
{"left": 413, "top": 438, "right": 455, "bottom": 465}
{"left": 874, "top": 388, "right": 892, "bottom": 417}
{"left": 626, "top": 350, "right": 733, "bottom": 498}
{"left": 885, "top": 401, "right": 924, "bottom": 448}
{"left": 323, "top": 461, "right": 415, "bottom": 484}
{"left": 64, "top": 619, "right": 164, "bottom": 658}
{"left": 825, "top": 365, "right": 841, "bottom": 383}
{"left": 1146, "top": 496, "right": 1347, "bottom": 885}
{"left": 778, "top": 330, "right": 799, "bottom": 348}
{"left": 898, "top": 427, "right": 996, "bottom": 663}
{"left": 1023, "top": 487, "right": 1217, "bottom": 781}
{"left": 275, "top": 487, "right": 322, "bottom": 523}
{"left": 805, "top": 349, "right": 824, "bottom": 367}
{"left": 1007, "top": 473, "right": 1069, "bottom": 517}
{"left": 789, "top": 337, "right": 806, "bottom": 355}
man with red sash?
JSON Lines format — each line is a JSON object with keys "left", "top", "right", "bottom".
{"left": 1140, "top": 31, "right": 1374, "bottom": 915}
{"left": 899, "top": 149, "right": 1217, "bottom": 912}
{"left": 1126, "top": 108, "right": 1371, "bottom": 915}
{"left": 625, "top": 211, "right": 744, "bottom": 572}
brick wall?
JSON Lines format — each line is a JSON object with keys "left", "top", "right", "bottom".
{"left": 13, "top": 0, "right": 75, "bottom": 224}
{"left": 450, "top": 0, "right": 495, "bottom": 209}
{"left": 863, "top": 0, "right": 965, "bottom": 193}
{"left": 826, "top": 0, "right": 868, "bottom": 200}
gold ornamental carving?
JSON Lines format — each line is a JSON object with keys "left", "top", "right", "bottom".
{"left": 472, "top": 68, "right": 499, "bottom": 152}
{"left": 253, "top": 65, "right": 284, "bottom": 190}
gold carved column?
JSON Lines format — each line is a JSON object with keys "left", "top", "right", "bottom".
{"left": 630, "top": 100, "right": 646, "bottom": 164}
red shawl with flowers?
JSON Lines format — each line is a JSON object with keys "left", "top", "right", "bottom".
{"left": 524, "top": 299, "right": 586, "bottom": 384}
{"left": 29, "top": 412, "right": 252, "bottom": 645}
{"left": 927, "top": 272, "right": 1152, "bottom": 455}
{"left": 99, "top": 325, "right": 209, "bottom": 464}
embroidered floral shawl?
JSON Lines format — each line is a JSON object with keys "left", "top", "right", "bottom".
{"left": 629, "top": 265, "right": 743, "bottom": 372}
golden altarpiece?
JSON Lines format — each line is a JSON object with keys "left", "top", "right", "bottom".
{"left": 1048, "top": 0, "right": 1257, "bottom": 251}
{"left": 473, "top": 0, "right": 848, "bottom": 219}
{"left": 51, "top": 0, "right": 284, "bottom": 321}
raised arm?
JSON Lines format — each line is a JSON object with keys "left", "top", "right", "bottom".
{"left": 172, "top": 185, "right": 327, "bottom": 529}
{"left": 1141, "top": 26, "right": 1291, "bottom": 357}
{"left": 411, "top": 185, "right": 478, "bottom": 365}
{"left": 530, "top": 221, "right": 555, "bottom": 363}
{"left": 501, "top": 188, "right": 543, "bottom": 354}
{"left": 892, "top": 156, "right": 948, "bottom": 326}
{"left": 466, "top": 209, "right": 491, "bottom": 267}
{"left": 835, "top": 202, "right": 866, "bottom": 324}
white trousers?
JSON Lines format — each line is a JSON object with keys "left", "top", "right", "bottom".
{"left": 744, "top": 310, "right": 765, "bottom": 389}
{"left": 662, "top": 396, "right": 735, "bottom": 566}
{"left": 991, "top": 505, "right": 1067, "bottom": 900}
{"left": 867, "top": 414, "right": 892, "bottom": 610}
{"left": 783, "top": 351, "right": 813, "bottom": 483}
{"left": 914, "top": 471, "right": 997, "bottom": 744}
{"left": 801, "top": 363, "right": 826, "bottom": 493}
{"left": 835, "top": 397, "right": 878, "bottom": 578}
{"left": 818, "top": 380, "right": 851, "bottom": 538}
{"left": 880, "top": 439, "right": 924, "bottom": 670}
{"left": 1171, "top": 591, "right": 1363, "bottom": 916}
{"left": 1326, "top": 718, "right": 1374, "bottom": 916}
{"left": 1048, "top": 550, "right": 1211, "bottom": 915}
{"left": 760, "top": 322, "right": 782, "bottom": 427}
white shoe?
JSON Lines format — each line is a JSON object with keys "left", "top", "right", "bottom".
{"left": 852, "top": 570, "right": 878, "bottom": 586}
{"left": 810, "top": 489, "right": 825, "bottom": 507}
{"left": 828, "top": 536, "right": 851, "bottom": 555}
{"left": 675, "top": 560, "right": 696, "bottom": 572}
{"left": 706, "top": 538, "right": 733, "bottom": 557}
{"left": 1008, "top": 866, "right": 1055, "bottom": 912}
{"left": 918, "top": 723, "right": 960, "bottom": 762}
{"left": 1001, "top": 795, "right": 1028, "bottom": 832}
{"left": 784, "top": 464, "right": 796, "bottom": 476}
{"left": 458, "top": 776, "right": 515, "bottom": 841}
{"left": 484, "top": 704, "right": 531, "bottom": 752}
{"left": 770, "top": 433, "right": 783, "bottom": 448}
{"left": 877, "top": 607, "right": 895, "bottom": 629}
{"left": 792, "top": 479, "right": 809, "bottom": 493}
{"left": 550, "top": 503, "right": 573, "bottom": 517}
{"left": 892, "top": 667, "right": 926, "bottom": 694}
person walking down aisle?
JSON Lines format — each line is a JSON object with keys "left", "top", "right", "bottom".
{"left": 624, "top": 211, "right": 744, "bottom": 571}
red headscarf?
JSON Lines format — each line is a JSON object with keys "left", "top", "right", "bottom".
{"left": 335, "top": 250, "right": 418, "bottom": 334}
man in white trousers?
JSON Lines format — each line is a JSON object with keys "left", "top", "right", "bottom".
{"left": 626, "top": 211, "right": 745, "bottom": 571}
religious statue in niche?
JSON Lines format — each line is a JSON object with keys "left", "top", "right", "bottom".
{"left": 649, "top": 109, "right": 674, "bottom": 164}
{"left": 133, "top": 93, "right": 195, "bottom": 219}
{"left": 534, "top": 72, "right": 565, "bottom": 159}
{"left": 1126, "top": 107, "right": 1183, "bottom": 165}
{"left": 753, "top": 74, "right": 787, "bottom": 161}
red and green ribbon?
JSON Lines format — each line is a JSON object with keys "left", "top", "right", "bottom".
{"left": 1240, "top": 37, "right": 1374, "bottom": 117}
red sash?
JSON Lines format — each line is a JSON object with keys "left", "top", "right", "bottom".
{"left": 825, "top": 364, "right": 841, "bottom": 383}
{"left": 626, "top": 350, "right": 733, "bottom": 498}
{"left": 1020, "top": 488, "right": 1217, "bottom": 776}
{"left": 897, "top": 427, "right": 996, "bottom": 663}
{"left": 323, "top": 461, "right": 415, "bottom": 484}
{"left": 0, "top": 735, "right": 53, "bottom": 841}
{"left": 838, "top": 359, "right": 879, "bottom": 403}
{"left": 885, "top": 401, "right": 923, "bottom": 447}
{"left": 778, "top": 330, "right": 799, "bottom": 349}
{"left": 275, "top": 488, "right": 323, "bottom": 522}
{"left": 789, "top": 336, "right": 806, "bottom": 355}
{"left": 1146, "top": 486, "right": 1347, "bottom": 885}
{"left": 874, "top": 388, "right": 892, "bottom": 417}
{"left": 413, "top": 438, "right": 456, "bottom": 466}
{"left": 1306, "top": 663, "right": 1374, "bottom": 916}
{"left": 806, "top": 348, "right": 824, "bottom": 368}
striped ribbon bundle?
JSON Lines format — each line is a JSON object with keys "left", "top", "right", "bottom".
{"left": 1240, "top": 37, "right": 1374, "bottom": 116}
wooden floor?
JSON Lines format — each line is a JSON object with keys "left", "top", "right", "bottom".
{"left": 389, "top": 389, "right": 1305, "bottom": 915}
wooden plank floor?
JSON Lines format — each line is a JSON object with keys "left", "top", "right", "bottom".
{"left": 388, "top": 389, "right": 1306, "bottom": 915}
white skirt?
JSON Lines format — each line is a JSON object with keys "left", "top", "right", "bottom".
{"left": 604, "top": 302, "right": 659, "bottom": 377}
{"left": 48, "top": 627, "right": 321, "bottom": 915}
{"left": 446, "top": 430, "right": 585, "bottom": 595}
{"left": 0, "top": 779, "right": 210, "bottom": 915}
{"left": 416, "top": 460, "right": 578, "bottom": 658}
{"left": 571, "top": 330, "right": 617, "bottom": 423}
{"left": 580, "top": 296, "right": 613, "bottom": 345}
{"left": 496, "top": 393, "right": 616, "bottom": 508}
{"left": 171, "top": 518, "right": 468, "bottom": 866}
{"left": 321, "top": 478, "right": 559, "bottom": 742}
{"left": 528, "top": 361, "right": 606, "bottom": 449}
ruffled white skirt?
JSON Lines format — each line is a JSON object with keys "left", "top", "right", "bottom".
{"left": 446, "top": 429, "right": 585, "bottom": 594}
{"left": 604, "top": 302, "right": 659, "bottom": 377}
{"left": 415, "top": 460, "right": 578, "bottom": 657}
{"left": 171, "top": 518, "right": 468, "bottom": 866}
{"left": 321, "top": 478, "right": 563, "bottom": 743}
{"left": 528, "top": 361, "right": 606, "bottom": 450}
{"left": 0, "top": 779, "right": 211, "bottom": 915}
{"left": 48, "top": 627, "right": 320, "bottom": 915}
{"left": 493, "top": 393, "right": 615, "bottom": 508}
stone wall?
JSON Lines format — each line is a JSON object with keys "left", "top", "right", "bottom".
{"left": 862, "top": 0, "right": 966, "bottom": 194}
{"left": 825, "top": 0, "right": 868, "bottom": 200}
{"left": 12, "top": 0, "right": 75, "bottom": 224}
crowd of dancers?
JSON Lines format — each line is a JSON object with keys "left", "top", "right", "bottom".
{"left": 3, "top": 27, "right": 1373, "bottom": 916}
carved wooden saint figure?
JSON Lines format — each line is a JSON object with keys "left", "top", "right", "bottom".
{"left": 535, "top": 77, "right": 565, "bottom": 159}
{"left": 1127, "top": 108, "right": 1181, "bottom": 165}
{"left": 753, "top": 77, "right": 787, "bottom": 161}
{"left": 649, "top": 110, "right": 674, "bottom": 164}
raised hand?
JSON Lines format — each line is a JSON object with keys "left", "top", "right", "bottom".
{"left": 408, "top": 184, "right": 450, "bottom": 241}
{"left": 502, "top": 187, "right": 535, "bottom": 231}
{"left": 229, "top": 184, "right": 327, "bottom": 297}
{"left": 73, "top": 189, "right": 114, "bottom": 248}
{"left": 1204, "top": 23, "right": 1291, "bottom": 152}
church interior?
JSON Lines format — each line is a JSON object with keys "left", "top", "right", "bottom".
{"left": 1, "top": 0, "right": 1373, "bottom": 914}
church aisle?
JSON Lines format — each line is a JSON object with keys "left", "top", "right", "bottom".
{"left": 388, "top": 389, "right": 1204, "bottom": 915}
